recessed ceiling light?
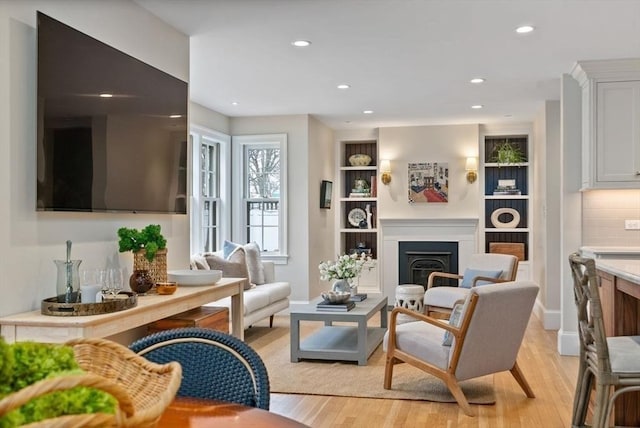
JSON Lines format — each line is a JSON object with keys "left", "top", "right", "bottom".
{"left": 231, "top": 101, "right": 239, "bottom": 106}
{"left": 169, "top": 114, "right": 182, "bottom": 118}
{"left": 337, "top": 84, "right": 350, "bottom": 89}
{"left": 292, "top": 40, "right": 311, "bottom": 47}
{"left": 470, "top": 78, "right": 485, "bottom": 84}
{"left": 363, "top": 110, "right": 374, "bottom": 114}
{"left": 471, "top": 105, "right": 483, "bottom": 109}
{"left": 504, "top": 114, "right": 513, "bottom": 117}
{"left": 99, "top": 93, "right": 113, "bottom": 98}
{"left": 345, "top": 120, "right": 352, "bottom": 124}
{"left": 516, "top": 25, "right": 534, "bottom": 34}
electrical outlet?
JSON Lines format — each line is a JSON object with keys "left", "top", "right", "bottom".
{"left": 625, "top": 219, "right": 640, "bottom": 230}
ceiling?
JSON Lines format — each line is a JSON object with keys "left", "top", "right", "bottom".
{"left": 135, "top": 0, "right": 640, "bottom": 131}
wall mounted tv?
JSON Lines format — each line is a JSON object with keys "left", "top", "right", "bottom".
{"left": 36, "top": 12, "right": 188, "bottom": 214}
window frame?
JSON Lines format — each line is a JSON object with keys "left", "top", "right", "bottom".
{"left": 190, "top": 125, "right": 231, "bottom": 255}
{"left": 232, "top": 133, "right": 288, "bottom": 264}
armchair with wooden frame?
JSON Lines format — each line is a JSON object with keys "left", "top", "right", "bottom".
{"left": 423, "top": 253, "right": 519, "bottom": 319}
{"left": 384, "top": 280, "right": 538, "bottom": 416}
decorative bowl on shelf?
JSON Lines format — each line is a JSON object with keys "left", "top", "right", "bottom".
{"left": 321, "top": 290, "right": 352, "bottom": 304}
{"left": 167, "top": 270, "right": 222, "bottom": 286}
{"left": 348, "top": 154, "right": 372, "bottom": 166}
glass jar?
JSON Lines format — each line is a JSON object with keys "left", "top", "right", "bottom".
{"left": 54, "top": 259, "right": 82, "bottom": 303}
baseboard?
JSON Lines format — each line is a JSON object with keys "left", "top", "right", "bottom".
{"left": 557, "top": 329, "right": 580, "bottom": 356}
{"left": 533, "top": 299, "right": 561, "bottom": 330}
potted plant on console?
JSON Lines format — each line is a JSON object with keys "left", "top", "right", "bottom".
{"left": 117, "top": 224, "right": 167, "bottom": 293}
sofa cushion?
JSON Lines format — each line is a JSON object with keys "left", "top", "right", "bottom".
{"left": 190, "top": 253, "right": 210, "bottom": 270}
{"left": 460, "top": 268, "right": 502, "bottom": 288}
{"left": 261, "top": 281, "right": 291, "bottom": 304}
{"left": 204, "top": 249, "right": 252, "bottom": 290}
{"left": 243, "top": 288, "right": 271, "bottom": 315}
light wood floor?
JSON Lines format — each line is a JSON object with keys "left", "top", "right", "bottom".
{"left": 248, "top": 313, "right": 579, "bottom": 428}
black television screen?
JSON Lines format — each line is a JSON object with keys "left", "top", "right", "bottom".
{"left": 36, "top": 12, "right": 188, "bottom": 214}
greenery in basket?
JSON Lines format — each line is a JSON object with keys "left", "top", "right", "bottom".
{"left": 0, "top": 337, "right": 117, "bottom": 427}
{"left": 117, "top": 224, "right": 167, "bottom": 262}
{"left": 492, "top": 141, "right": 525, "bottom": 166}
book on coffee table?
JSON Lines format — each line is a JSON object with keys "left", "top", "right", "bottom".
{"left": 350, "top": 293, "right": 367, "bottom": 302}
{"left": 316, "top": 300, "right": 355, "bottom": 312}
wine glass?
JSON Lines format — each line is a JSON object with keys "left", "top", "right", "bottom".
{"left": 105, "top": 268, "right": 124, "bottom": 299}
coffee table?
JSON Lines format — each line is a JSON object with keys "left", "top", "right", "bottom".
{"left": 289, "top": 295, "right": 388, "bottom": 365}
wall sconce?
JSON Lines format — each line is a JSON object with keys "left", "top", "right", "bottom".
{"left": 465, "top": 157, "right": 478, "bottom": 183}
{"left": 380, "top": 159, "right": 391, "bottom": 185}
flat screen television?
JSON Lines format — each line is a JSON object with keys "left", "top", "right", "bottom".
{"left": 36, "top": 12, "right": 188, "bottom": 214}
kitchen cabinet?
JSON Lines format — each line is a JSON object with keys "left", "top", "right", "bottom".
{"left": 571, "top": 59, "right": 640, "bottom": 189}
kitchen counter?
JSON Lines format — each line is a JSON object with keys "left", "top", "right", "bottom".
{"left": 581, "top": 246, "right": 640, "bottom": 259}
{"left": 595, "top": 258, "right": 640, "bottom": 284}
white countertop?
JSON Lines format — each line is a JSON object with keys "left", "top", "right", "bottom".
{"left": 581, "top": 246, "right": 640, "bottom": 257}
{"left": 595, "top": 259, "right": 640, "bottom": 284}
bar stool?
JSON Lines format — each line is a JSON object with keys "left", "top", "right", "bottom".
{"left": 394, "top": 284, "right": 424, "bottom": 324}
{"left": 568, "top": 253, "right": 640, "bottom": 428}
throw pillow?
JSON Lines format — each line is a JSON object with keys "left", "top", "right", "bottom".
{"left": 222, "top": 240, "right": 240, "bottom": 259}
{"left": 243, "top": 242, "right": 266, "bottom": 285}
{"left": 204, "top": 248, "right": 252, "bottom": 290}
{"left": 442, "top": 301, "right": 466, "bottom": 346}
{"left": 190, "top": 254, "right": 210, "bottom": 270}
{"left": 459, "top": 268, "right": 502, "bottom": 288}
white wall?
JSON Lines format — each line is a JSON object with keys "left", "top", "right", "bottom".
{"left": 533, "top": 100, "right": 562, "bottom": 329}
{"left": 558, "top": 73, "right": 583, "bottom": 355}
{"left": 230, "top": 115, "right": 310, "bottom": 301}
{"left": 0, "top": 1, "right": 190, "bottom": 317}
{"left": 377, "top": 124, "right": 480, "bottom": 220}
{"left": 190, "top": 102, "right": 230, "bottom": 135}
{"left": 307, "top": 116, "right": 335, "bottom": 299}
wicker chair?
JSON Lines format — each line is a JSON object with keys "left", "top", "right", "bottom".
{"left": 129, "top": 327, "right": 270, "bottom": 409}
{"left": 568, "top": 253, "right": 640, "bottom": 428}
{"left": 0, "top": 337, "right": 182, "bottom": 428}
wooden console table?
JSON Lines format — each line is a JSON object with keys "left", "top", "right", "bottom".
{"left": 0, "top": 278, "right": 245, "bottom": 343}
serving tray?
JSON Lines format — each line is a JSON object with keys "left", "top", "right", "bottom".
{"left": 41, "top": 292, "right": 137, "bottom": 316}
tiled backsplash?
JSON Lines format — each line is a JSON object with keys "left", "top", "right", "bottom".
{"left": 582, "top": 189, "right": 640, "bottom": 246}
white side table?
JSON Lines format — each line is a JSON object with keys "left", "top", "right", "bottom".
{"left": 394, "top": 284, "right": 425, "bottom": 323}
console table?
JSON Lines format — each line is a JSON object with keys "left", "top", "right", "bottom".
{"left": 0, "top": 278, "right": 245, "bottom": 343}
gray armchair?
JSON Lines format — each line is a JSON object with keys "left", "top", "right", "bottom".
{"left": 384, "top": 280, "right": 538, "bottom": 416}
{"left": 423, "top": 253, "right": 519, "bottom": 318}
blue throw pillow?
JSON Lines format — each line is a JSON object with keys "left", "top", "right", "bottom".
{"left": 459, "top": 268, "right": 502, "bottom": 288}
{"left": 443, "top": 302, "right": 465, "bottom": 346}
{"left": 222, "top": 240, "right": 241, "bottom": 259}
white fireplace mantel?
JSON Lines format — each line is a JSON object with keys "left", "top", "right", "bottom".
{"left": 379, "top": 217, "right": 479, "bottom": 299}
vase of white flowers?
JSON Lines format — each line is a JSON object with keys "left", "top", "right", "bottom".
{"left": 318, "top": 253, "right": 372, "bottom": 295}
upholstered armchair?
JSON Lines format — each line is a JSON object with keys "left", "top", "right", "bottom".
{"left": 423, "top": 253, "right": 518, "bottom": 318}
{"left": 384, "top": 280, "right": 538, "bottom": 416}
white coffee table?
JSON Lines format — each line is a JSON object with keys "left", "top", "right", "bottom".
{"left": 289, "top": 295, "right": 388, "bottom": 365}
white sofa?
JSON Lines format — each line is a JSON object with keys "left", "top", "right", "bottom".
{"left": 193, "top": 254, "right": 290, "bottom": 328}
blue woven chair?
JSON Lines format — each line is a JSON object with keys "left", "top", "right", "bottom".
{"left": 129, "top": 327, "right": 270, "bottom": 409}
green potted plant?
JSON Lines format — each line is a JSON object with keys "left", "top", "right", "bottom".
{"left": 117, "top": 224, "right": 168, "bottom": 285}
{"left": 117, "top": 224, "right": 166, "bottom": 262}
{"left": 492, "top": 141, "right": 525, "bottom": 166}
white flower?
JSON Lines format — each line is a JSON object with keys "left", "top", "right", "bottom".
{"left": 318, "top": 253, "right": 372, "bottom": 281}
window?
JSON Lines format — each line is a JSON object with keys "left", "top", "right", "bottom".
{"left": 190, "top": 126, "right": 230, "bottom": 254}
{"left": 233, "top": 134, "right": 287, "bottom": 262}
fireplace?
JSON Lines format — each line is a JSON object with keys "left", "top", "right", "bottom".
{"left": 398, "top": 241, "right": 458, "bottom": 290}
{"left": 379, "top": 218, "right": 478, "bottom": 300}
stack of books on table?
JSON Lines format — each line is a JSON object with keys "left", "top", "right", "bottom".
{"left": 316, "top": 300, "right": 356, "bottom": 312}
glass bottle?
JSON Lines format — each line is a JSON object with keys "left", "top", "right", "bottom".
{"left": 54, "top": 259, "right": 82, "bottom": 303}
